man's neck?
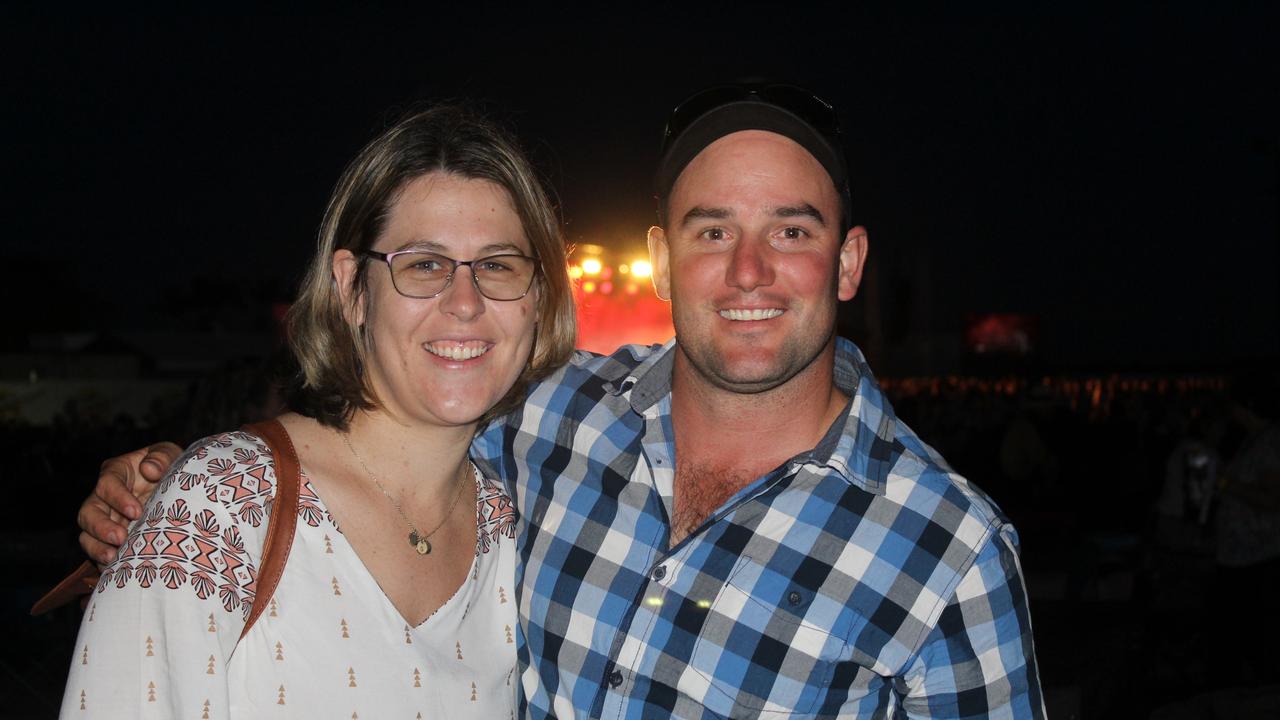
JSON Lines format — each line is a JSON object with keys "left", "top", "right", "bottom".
{"left": 664, "top": 343, "right": 849, "bottom": 544}
{"left": 669, "top": 344, "right": 849, "bottom": 480}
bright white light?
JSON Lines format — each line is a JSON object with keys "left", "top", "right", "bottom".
{"left": 630, "top": 260, "right": 652, "bottom": 278}
{"left": 581, "top": 258, "right": 603, "bottom": 275}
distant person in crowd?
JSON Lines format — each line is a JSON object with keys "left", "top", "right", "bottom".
{"left": 79, "top": 84, "right": 1044, "bottom": 717}
{"left": 1211, "top": 373, "right": 1280, "bottom": 684}
{"left": 1154, "top": 406, "right": 1225, "bottom": 549}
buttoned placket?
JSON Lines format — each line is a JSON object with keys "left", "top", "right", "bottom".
{"left": 590, "top": 345, "right": 852, "bottom": 718}
{"left": 593, "top": 459, "right": 822, "bottom": 719}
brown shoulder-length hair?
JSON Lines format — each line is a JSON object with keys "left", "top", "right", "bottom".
{"left": 285, "top": 104, "right": 576, "bottom": 430}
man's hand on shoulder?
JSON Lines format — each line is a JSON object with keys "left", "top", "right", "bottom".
{"left": 78, "top": 442, "right": 183, "bottom": 565}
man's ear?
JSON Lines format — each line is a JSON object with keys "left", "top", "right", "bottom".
{"left": 646, "top": 226, "right": 672, "bottom": 302}
{"left": 332, "top": 249, "right": 366, "bottom": 326}
{"left": 837, "top": 226, "right": 869, "bottom": 301}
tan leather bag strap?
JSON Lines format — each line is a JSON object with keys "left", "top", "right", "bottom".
{"left": 29, "top": 560, "right": 97, "bottom": 615}
{"left": 238, "top": 418, "right": 301, "bottom": 641}
{"left": 31, "top": 419, "right": 303, "bottom": 627}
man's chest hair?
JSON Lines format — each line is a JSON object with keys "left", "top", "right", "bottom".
{"left": 671, "top": 461, "right": 756, "bottom": 544}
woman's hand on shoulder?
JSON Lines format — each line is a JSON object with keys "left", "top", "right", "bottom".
{"left": 78, "top": 442, "right": 184, "bottom": 565}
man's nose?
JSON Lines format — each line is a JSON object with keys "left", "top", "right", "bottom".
{"left": 726, "top": 239, "right": 775, "bottom": 291}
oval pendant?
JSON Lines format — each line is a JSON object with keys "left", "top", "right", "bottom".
{"left": 416, "top": 539, "right": 431, "bottom": 555}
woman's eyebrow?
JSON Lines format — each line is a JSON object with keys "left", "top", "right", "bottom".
{"left": 390, "top": 240, "right": 526, "bottom": 255}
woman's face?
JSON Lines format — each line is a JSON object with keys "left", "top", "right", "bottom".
{"left": 336, "top": 172, "right": 539, "bottom": 429}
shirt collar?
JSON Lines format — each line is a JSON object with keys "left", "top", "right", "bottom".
{"left": 618, "top": 336, "right": 898, "bottom": 493}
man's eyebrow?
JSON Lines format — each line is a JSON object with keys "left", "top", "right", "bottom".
{"left": 774, "top": 204, "right": 826, "bottom": 226}
{"left": 680, "top": 206, "right": 732, "bottom": 227}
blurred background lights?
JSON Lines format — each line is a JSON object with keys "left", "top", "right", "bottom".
{"left": 567, "top": 242, "right": 674, "bottom": 353}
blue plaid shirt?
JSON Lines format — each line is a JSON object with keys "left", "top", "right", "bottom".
{"left": 473, "top": 338, "right": 1044, "bottom": 719}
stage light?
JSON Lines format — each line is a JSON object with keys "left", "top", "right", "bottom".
{"left": 582, "top": 258, "right": 603, "bottom": 275}
{"left": 582, "top": 281, "right": 596, "bottom": 293}
{"left": 569, "top": 266, "right": 584, "bottom": 279}
{"left": 630, "top": 260, "right": 652, "bottom": 278}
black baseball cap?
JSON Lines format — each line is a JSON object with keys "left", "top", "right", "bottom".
{"left": 656, "top": 84, "right": 852, "bottom": 229}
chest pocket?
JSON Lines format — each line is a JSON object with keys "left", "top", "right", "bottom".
{"left": 677, "top": 556, "right": 848, "bottom": 718}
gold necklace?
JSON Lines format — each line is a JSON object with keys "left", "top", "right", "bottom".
{"left": 340, "top": 432, "right": 470, "bottom": 555}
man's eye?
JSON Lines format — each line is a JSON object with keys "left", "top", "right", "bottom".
{"left": 701, "top": 228, "right": 726, "bottom": 241}
{"left": 781, "top": 226, "right": 805, "bottom": 240}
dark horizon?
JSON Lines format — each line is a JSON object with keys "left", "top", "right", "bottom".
{"left": 6, "top": 5, "right": 1278, "bottom": 371}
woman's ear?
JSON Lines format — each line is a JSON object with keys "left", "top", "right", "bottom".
{"left": 332, "top": 249, "right": 365, "bottom": 326}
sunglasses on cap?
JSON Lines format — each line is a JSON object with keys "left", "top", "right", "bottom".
{"left": 660, "top": 84, "right": 842, "bottom": 154}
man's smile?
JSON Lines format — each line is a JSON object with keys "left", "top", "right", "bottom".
{"left": 717, "top": 308, "right": 784, "bottom": 321}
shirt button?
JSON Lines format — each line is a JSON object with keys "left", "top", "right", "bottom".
{"left": 652, "top": 565, "right": 667, "bottom": 581}
{"left": 788, "top": 591, "right": 803, "bottom": 606}
{"left": 609, "top": 670, "right": 624, "bottom": 688}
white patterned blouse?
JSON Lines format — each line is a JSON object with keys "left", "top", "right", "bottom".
{"left": 61, "top": 429, "right": 519, "bottom": 719}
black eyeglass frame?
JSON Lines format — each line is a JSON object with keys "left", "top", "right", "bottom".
{"left": 361, "top": 249, "right": 540, "bottom": 302}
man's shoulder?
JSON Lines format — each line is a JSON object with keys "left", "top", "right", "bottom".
{"left": 482, "top": 343, "right": 668, "bottom": 444}
{"left": 832, "top": 354, "right": 1009, "bottom": 539}
{"left": 883, "top": 421, "right": 1011, "bottom": 546}
{"left": 533, "top": 343, "right": 667, "bottom": 393}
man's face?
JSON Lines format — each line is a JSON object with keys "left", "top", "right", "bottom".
{"left": 649, "top": 130, "right": 867, "bottom": 395}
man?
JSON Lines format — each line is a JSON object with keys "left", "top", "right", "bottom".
{"left": 80, "top": 85, "right": 1044, "bottom": 717}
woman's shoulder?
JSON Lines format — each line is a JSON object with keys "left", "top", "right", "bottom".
{"left": 96, "top": 429, "right": 280, "bottom": 614}
{"left": 152, "top": 429, "right": 279, "bottom": 528}
{"left": 174, "top": 429, "right": 273, "bottom": 471}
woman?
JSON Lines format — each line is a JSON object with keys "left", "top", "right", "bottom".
{"left": 61, "top": 105, "right": 576, "bottom": 718}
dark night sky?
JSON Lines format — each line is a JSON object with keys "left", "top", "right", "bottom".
{"left": 5, "top": 4, "right": 1278, "bottom": 369}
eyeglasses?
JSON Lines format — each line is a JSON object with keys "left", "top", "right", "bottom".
{"left": 362, "top": 250, "right": 538, "bottom": 301}
{"left": 661, "top": 84, "right": 842, "bottom": 153}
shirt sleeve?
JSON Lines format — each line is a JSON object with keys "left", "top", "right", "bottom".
{"left": 60, "top": 433, "right": 271, "bottom": 719}
{"left": 471, "top": 418, "right": 508, "bottom": 485}
{"left": 898, "top": 524, "right": 1046, "bottom": 719}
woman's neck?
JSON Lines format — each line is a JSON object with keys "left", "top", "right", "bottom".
{"left": 340, "top": 409, "right": 476, "bottom": 502}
